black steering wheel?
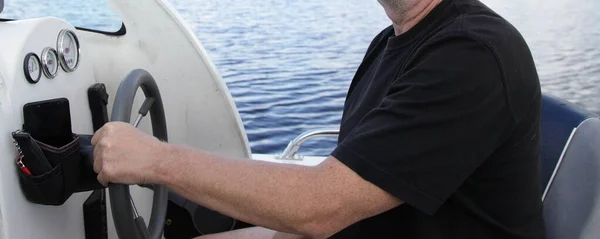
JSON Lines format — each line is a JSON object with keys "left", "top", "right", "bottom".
{"left": 109, "top": 69, "right": 169, "bottom": 239}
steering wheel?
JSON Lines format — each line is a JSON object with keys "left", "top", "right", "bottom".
{"left": 109, "top": 69, "right": 169, "bottom": 239}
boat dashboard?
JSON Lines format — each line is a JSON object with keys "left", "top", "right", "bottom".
{"left": 0, "top": 17, "right": 96, "bottom": 134}
{"left": 0, "top": 16, "right": 116, "bottom": 239}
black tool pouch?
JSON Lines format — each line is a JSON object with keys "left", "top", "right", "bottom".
{"left": 13, "top": 131, "right": 81, "bottom": 206}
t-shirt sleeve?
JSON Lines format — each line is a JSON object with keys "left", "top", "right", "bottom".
{"left": 331, "top": 36, "right": 515, "bottom": 215}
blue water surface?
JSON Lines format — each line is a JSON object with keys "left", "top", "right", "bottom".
{"left": 2, "top": 0, "right": 599, "bottom": 156}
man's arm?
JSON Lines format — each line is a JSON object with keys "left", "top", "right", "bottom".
{"left": 92, "top": 122, "right": 403, "bottom": 238}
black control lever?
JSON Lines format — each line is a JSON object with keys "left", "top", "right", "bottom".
{"left": 82, "top": 83, "right": 110, "bottom": 239}
{"left": 88, "top": 83, "right": 110, "bottom": 132}
{"left": 77, "top": 83, "right": 111, "bottom": 191}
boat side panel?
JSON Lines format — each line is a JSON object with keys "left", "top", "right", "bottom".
{"left": 79, "top": 0, "right": 252, "bottom": 159}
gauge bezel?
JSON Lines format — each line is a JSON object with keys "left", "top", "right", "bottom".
{"left": 41, "top": 47, "right": 59, "bottom": 79}
{"left": 57, "top": 29, "right": 81, "bottom": 72}
{"left": 23, "top": 53, "right": 42, "bottom": 84}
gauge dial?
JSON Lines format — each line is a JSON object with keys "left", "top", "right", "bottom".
{"left": 57, "top": 29, "right": 80, "bottom": 72}
{"left": 41, "top": 47, "right": 59, "bottom": 79}
{"left": 23, "top": 53, "right": 41, "bottom": 84}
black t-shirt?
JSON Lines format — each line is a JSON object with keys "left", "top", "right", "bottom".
{"left": 330, "top": 0, "right": 545, "bottom": 238}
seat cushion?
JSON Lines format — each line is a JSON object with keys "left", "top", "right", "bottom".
{"left": 540, "top": 94, "right": 593, "bottom": 188}
{"left": 543, "top": 118, "right": 600, "bottom": 239}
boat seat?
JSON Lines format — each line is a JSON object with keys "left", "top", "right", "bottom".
{"left": 540, "top": 94, "right": 593, "bottom": 189}
{"left": 543, "top": 117, "right": 600, "bottom": 239}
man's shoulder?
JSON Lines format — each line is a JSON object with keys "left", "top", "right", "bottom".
{"left": 424, "top": 0, "right": 540, "bottom": 124}
{"left": 429, "top": 0, "right": 525, "bottom": 49}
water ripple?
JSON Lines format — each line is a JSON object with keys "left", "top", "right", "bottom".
{"left": 3, "top": 0, "right": 599, "bottom": 155}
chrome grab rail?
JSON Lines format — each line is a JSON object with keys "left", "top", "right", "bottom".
{"left": 277, "top": 129, "right": 340, "bottom": 160}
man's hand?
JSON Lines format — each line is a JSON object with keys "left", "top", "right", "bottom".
{"left": 91, "top": 122, "right": 167, "bottom": 186}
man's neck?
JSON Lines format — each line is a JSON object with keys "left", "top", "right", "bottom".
{"left": 387, "top": 0, "right": 443, "bottom": 36}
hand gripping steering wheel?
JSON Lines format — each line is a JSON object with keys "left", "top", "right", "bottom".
{"left": 109, "top": 69, "right": 169, "bottom": 239}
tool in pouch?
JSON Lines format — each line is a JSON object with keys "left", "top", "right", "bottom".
{"left": 12, "top": 129, "right": 55, "bottom": 176}
{"left": 12, "top": 131, "right": 32, "bottom": 176}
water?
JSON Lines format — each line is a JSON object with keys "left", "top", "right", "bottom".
{"left": 2, "top": 0, "right": 599, "bottom": 156}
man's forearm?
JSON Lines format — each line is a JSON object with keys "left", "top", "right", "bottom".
{"left": 92, "top": 122, "right": 401, "bottom": 237}
{"left": 153, "top": 144, "right": 344, "bottom": 237}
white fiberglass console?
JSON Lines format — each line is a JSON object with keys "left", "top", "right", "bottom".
{"left": 0, "top": 0, "right": 251, "bottom": 238}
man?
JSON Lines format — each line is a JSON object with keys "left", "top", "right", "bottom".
{"left": 92, "top": 0, "right": 545, "bottom": 238}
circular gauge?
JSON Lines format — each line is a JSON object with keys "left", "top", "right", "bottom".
{"left": 57, "top": 29, "right": 81, "bottom": 72}
{"left": 41, "top": 47, "right": 59, "bottom": 79}
{"left": 23, "top": 53, "right": 42, "bottom": 84}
